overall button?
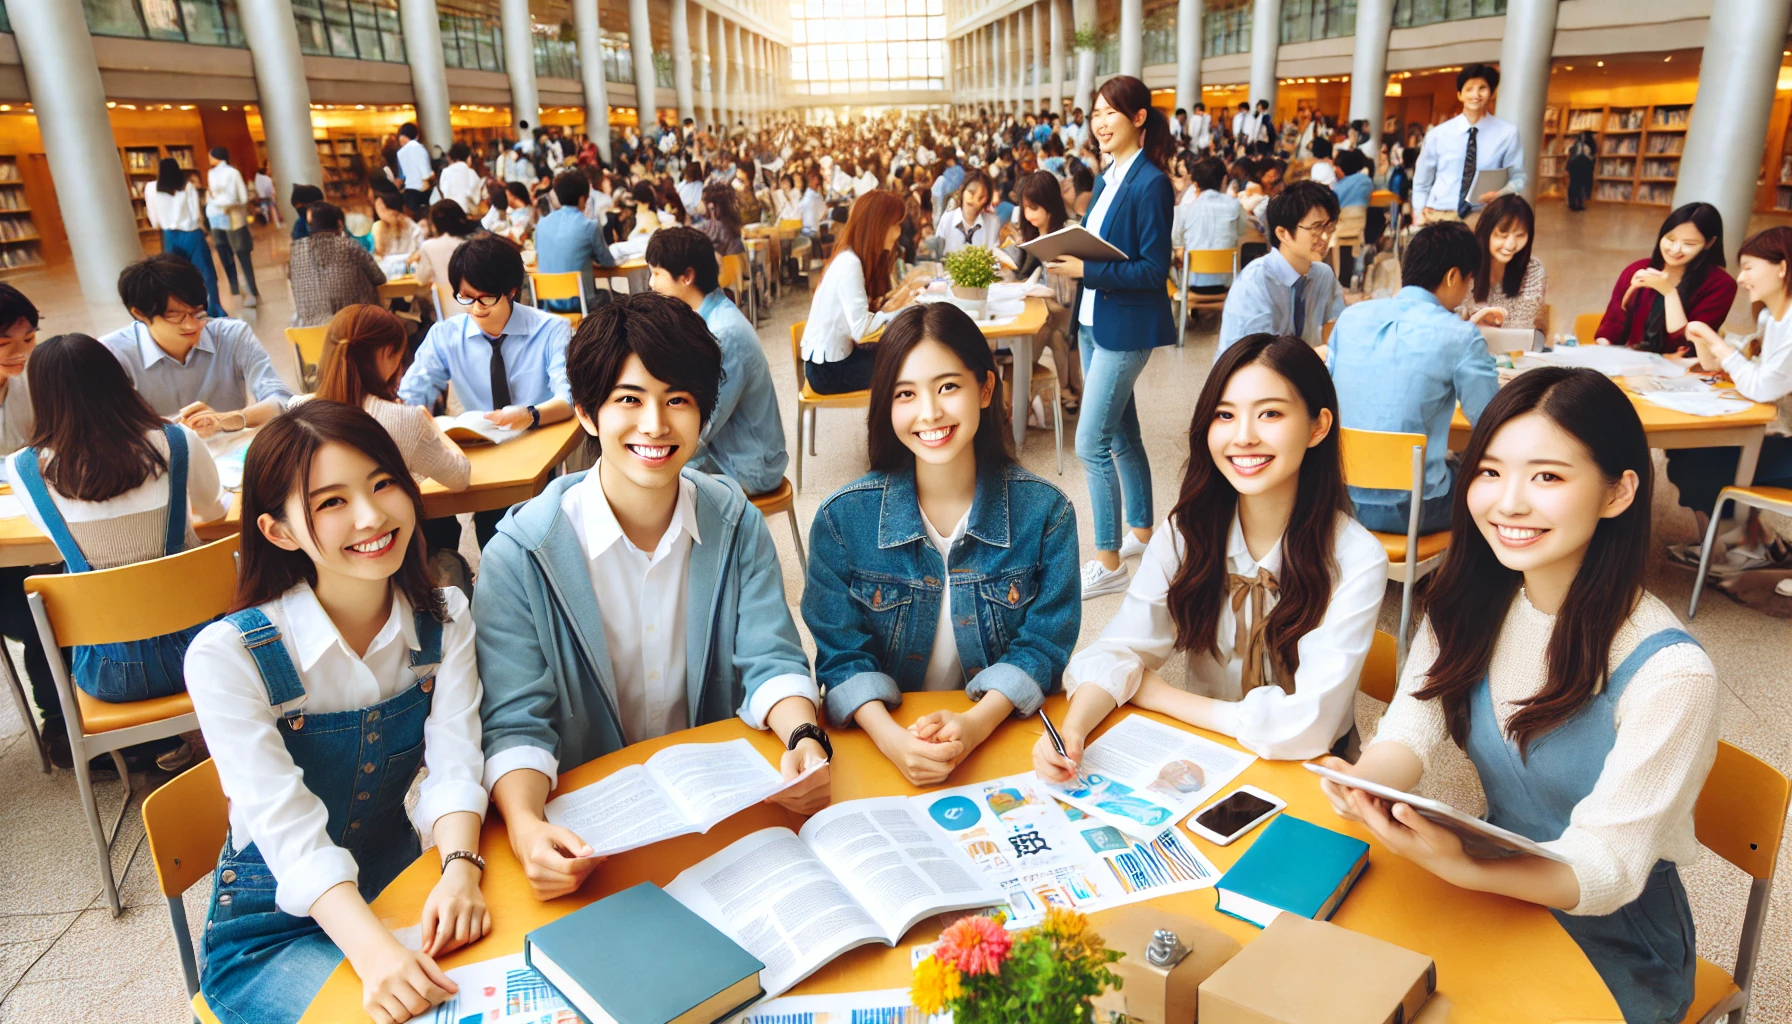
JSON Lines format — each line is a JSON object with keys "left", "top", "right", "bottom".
{"left": 348, "top": 821, "right": 361, "bottom": 830}
{"left": 366, "top": 710, "right": 381, "bottom": 723}
{"left": 217, "top": 893, "right": 232, "bottom": 906}
{"left": 363, "top": 763, "right": 376, "bottom": 774}
{"left": 356, "top": 791, "right": 371, "bottom": 801}
{"left": 220, "top": 869, "right": 237, "bottom": 884}
{"left": 366, "top": 732, "right": 379, "bottom": 743}
{"left": 421, "top": 678, "right": 434, "bottom": 694}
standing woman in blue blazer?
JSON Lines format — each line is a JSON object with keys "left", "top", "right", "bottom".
{"left": 1047, "top": 75, "right": 1177, "bottom": 600}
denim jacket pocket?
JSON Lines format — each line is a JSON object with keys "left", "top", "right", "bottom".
{"left": 848, "top": 575, "right": 915, "bottom": 666}
{"left": 977, "top": 569, "right": 1040, "bottom": 653}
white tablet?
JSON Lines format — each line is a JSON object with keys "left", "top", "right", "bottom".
{"left": 1303, "top": 763, "right": 1568, "bottom": 864}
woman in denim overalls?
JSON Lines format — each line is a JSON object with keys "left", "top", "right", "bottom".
{"left": 1320, "top": 368, "right": 1720, "bottom": 1024}
{"left": 185, "top": 402, "right": 490, "bottom": 1024}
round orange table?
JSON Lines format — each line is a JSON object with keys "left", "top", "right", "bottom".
{"left": 298, "top": 694, "right": 1623, "bottom": 1023}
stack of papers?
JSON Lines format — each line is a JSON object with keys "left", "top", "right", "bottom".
{"left": 1636, "top": 391, "right": 1755, "bottom": 417}
{"left": 1522, "top": 346, "right": 1686, "bottom": 378}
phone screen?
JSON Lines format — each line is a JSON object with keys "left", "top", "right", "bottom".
{"left": 1196, "top": 791, "right": 1277, "bottom": 837}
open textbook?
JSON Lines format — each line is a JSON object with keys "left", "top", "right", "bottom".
{"left": 1043, "top": 715, "right": 1255, "bottom": 840}
{"left": 545, "top": 739, "right": 820, "bottom": 858}
{"left": 435, "top": 410, "right": 525, "bottom": 446}
{"left": 665, "top": 799, "right": 1006, "bottom": 999}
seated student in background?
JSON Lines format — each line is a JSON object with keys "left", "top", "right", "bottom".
{"left": 1034, "top": 335, "right": 1384, "bottom": 772}
{"left": 413, "top": 200, "right": 479, "bottom": 295}
{"left": 186, "top": 401, "right": 490, "bottom": 1024}
{"left": 645, "top": 227, "right": 789, "bottom": 495}
{"left": 936, "top": 169, "right": 1002, "bottom": 254}
{"left": 1216, "top": 181, "right": 1345, "bottom": 359}
{"left": 475, "top": 294, "right": 830, "bottom": 902}
{"left": 533, "top": 172, "right": 617, "bottom": 314}
{"left": 399, "top": 235, "right": 573, "bottom": 548}
{"left": 289, "top": 202, "right": 387, "bottom": 328}
{"left": 99, "top": 254, "right": 293, "bottom": 436}
{"left": 1307, "top": 137, "right": 1338, "bottom": 186}
{"left": 1328, "top": 222, "right": 1499, "bottom": 535}
{"left": 1317, "top": 369, "right": 1718, "bottom": 1024}
{"left": 0, "top": 285, "right": 62, "bottom": 758}
{"left": 1173, "top": 156, "right": 1251, "bottom": 296}
{"left": 805, "top": 304, "right": 1081, "bottom": 786}
{"left": 1003, "top": 170, "right": 1083, "bottom": 412}
{"left": 371, "top": 192, "right": 424, "bottom": 262}
{"left": 1595, "top": 202, "right": 1734, "bottom": 353}
{"left": 1456, "top": 193, "right": 1546, "bottom": 333}
{"left": 803, "top": 190, "right": 924, "bottom": 395}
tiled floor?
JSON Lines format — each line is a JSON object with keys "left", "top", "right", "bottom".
{"left": 1, "top": 202, "right": 1789, "bottom": 1023}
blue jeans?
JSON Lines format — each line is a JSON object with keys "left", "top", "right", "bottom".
{"left": 1352, "top": 489, "right": 1455, "bottom": 535}
{"left": 162, "top": 228, "right": 225, "bottom": 318}
{"left": 1076, "top": 335, "right": 1154, "bottom": 552}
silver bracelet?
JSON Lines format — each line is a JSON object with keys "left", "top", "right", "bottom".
{"left": 442, "top": 849, "right": 486, "bottom": 874}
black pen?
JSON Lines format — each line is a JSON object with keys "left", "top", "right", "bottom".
{"left": 1037, "top": 709, "right": 1088, "bottom": 784}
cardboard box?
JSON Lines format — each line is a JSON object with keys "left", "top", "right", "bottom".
{"left": 1091, "top": 907, "right": 1242, "bottom": 1024}
{"left": 1197, "top": 915, "right": 1436, "bottom": 1024}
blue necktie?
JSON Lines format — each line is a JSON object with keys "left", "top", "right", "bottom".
{"left": 1292, "top": 277, "right": 1309, "bottom": 339}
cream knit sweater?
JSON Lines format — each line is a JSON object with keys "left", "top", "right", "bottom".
{"left": 1373, "top": 590, "right": 1719, "bottom": 917}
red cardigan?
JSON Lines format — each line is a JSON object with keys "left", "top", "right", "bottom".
{"left": 1595, "top": 257, "right": 1737, "bottom": 351}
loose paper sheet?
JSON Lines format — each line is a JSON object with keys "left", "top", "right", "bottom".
{"left": 1043, "top": 715, "right": 1255, "bottom": 839}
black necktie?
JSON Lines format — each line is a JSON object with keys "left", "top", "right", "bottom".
{"left": 488, "top": 335, "right": 511, "bottom": 410}
{"left": 1458, "top": 126, "right": 1478, "bottom": 217}
{"left": 963, "top": 219, "right": 981, "bottom": 245}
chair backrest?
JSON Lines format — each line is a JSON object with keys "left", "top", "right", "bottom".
{"left": 1369, "top": 189, "right": 1397, "bottom": 208}
{"left": 1335, "top": 206, "right": 1368, "bottom": 238}
{"left": 433, "top": 282, "right": 456, "bottom": 322}
{"left": 777, "top": 218, "right": 803, "bottom": 232}
{"left": 1339, "top": 427, "right": 1427, "bottom": 495}
{"left": 1359, "top": 630, "right": 1398, "bottom": 704}
{"left": 1696, "top": 740, "right": 1789, "bottom": 881}
{"left": 285, "top": 325, "right": 328, "bottom": 368}
{"left": 143, "top": 758, "right": 228, "bottom": 899}
{"left": 25, "top": 533, "right": 240, "bottom": 646}
{"left": 719, "top": 252, "right": 748, "bottom": 291}
{"left": 1572, "top": 311, "right": 1601, "bottom": 345}
{"left": 529, "top": 270, "right": 583, "bottom": 303}
{"left": 790, "top": 321, "right": 807, "bottom": 386}
{"left": 1185, "top": 248, "right": 1238, "bottom": 276}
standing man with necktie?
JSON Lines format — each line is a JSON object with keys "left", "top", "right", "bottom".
{"left": 1411, "top": 64, "right": 1525, "bottom": 227}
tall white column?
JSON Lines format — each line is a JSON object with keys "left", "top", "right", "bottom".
{"left": 501, "top": 0, "right": 540, "bottom": 138}
{"left": 1349, "top": 0, "right": 1394, "bottom": 159}
{"left": 747, "top": 34, "right": 761, "bottom": 128}
{"left": 696, "top": 7, "right": 713, "bottom": 128}
{"left": 239, "top": 0, "right": 325, "bottom": 229}
{"left": 1013, "top": 13, "right": 1027, "bottom": 112}
{"left": 1675, "top": 0, "right": 1792, "bottom": 263}
{"left": 713, "top": 16, "right": 729, "bottom": 131}
{"left": 1175, "top": 0, "right": 1202, "bottom": 117}
{"left": 572, "top": 0, "right": 614, "bottom": 161}
{"left": 1249, "top": 0, "right": 1280, "bottom": 114}
{"left": 7, "top": 0, "right": 144, "bottom": 297}
{"left": 727, "top": 21, "right": 744, "bottom": 132}
{"left": 398, "top": 0, "right": 452, "bottom": 153}
{"left": 628, "top": 0, "right": 659, "bottom": 137}
{"left": 1497, "top": 0, "right": 1558, "bottom": 205}
{"left": 670, "top": 0, "right": 694, "bottom": 124}
{"left": 995, "top": 19, "right": 1007, "bottom": 113}
{"left": 1030, "top": 4, "right": 1044, "bottom": 112}
{"left": 1119, "top": 0, "right": 1143, "bottom": 78}
{"left": 1049, "top": 0, "right": 1064, "bottom": 114}
{"left": 1072, "top": 0, "right": 1095, "bottom": 116}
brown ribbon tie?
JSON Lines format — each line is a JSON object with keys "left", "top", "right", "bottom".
{"left": 1227, "top": 569, "right": 1291, "bottom": 695}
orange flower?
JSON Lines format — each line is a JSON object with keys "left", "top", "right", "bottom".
{"left": 935, "top": 914, "right": 1014, "bottom": 977}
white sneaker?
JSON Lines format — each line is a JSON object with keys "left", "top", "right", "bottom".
{"left": 1118, "top": 532, "right": 1150, "bottom": 561}
{"left": 1080, "top": 559, "right": 1130, "bottom": 600}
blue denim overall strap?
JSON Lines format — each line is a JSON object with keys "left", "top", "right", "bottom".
{"left": 13, "top": 421, "right": 190, "bottom": 571}
{"left": 198, "top": 606, "right": 443, "bottom": 1024}
{"left": 1464, "top": 627, "right": 1700, "bottom": 1024}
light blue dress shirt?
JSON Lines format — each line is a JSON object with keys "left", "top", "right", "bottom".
{"left": 1215, "top": 248, "right": 1345, "bottom": 359}
{"left": 1412, "top": 113, "right": 1525, "bottom": 215}
{"left": 1175, "top": 189, "right": 1251, "bottom": 287}
{"left": 1333, "top": 170, "right": 1373, "bottom": 210}
{"left": 97, "top": 318, "right": 293, "bottom": 417}
{"left": 690, "top": 290, "right": 789, "bottom": 495}
{"left": 398, "top": 302, "right": 573, "bottom": 412}
{"left": 1327, "top": 286, "right": 1500, "bottom": 512}
{"left": 533, "top": 206, "right": 615, "bottom": 312}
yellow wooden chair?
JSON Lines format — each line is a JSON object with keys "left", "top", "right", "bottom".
{"left": 142, "top": 757, "right": 230, "bottom": 1020}
{"left": 284, "top": 324, "right": 328, "bottom": 391}
{"left": 1689, "top": 486, "right": 1792, "bottom": 618}
{"left": 789, "top": 321, "right": 870, "bottom": 493}
{"left": 1176, "top": 248, "right": 1239, "bottom": 340}
{"left": 748, "top": 478, "right": 807, "bottom": 574}
{"left": 997, "top": 355, "right": 1065, "bottom": 474}
{"left": 528, "top": 270, "right": 586, "bottom": 330}
{"left": 1573, "top": 311, "right": 1602, "bottom": 345}
{"left": 1340, "top": 428, "right": 1450, "bottom": 669}
{"left": 1329, "top": 206, "right": 1369, "bottom": 280}
{"left": 26, "top": 533, "right": 240, "bottom": 916}
{"left": 1680, "top": 741, "right": 1790, "bottom": 1024}
{"left": 719, "top": 251, "right": 756, "bottom": 323}
{"left": 1357, "top": 629, "right": 1399, "bottom": 705}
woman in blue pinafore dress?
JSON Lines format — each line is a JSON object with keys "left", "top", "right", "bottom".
{"left": 184, "top": 400, "right": 491, "bottom": 1024}
{"left": 1317, "top": 367, "right": 1720, "bottom": 1024}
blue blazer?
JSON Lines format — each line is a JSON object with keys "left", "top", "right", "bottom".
{"left": 1081, "top": 154, "right": 1176, "bottom": 352}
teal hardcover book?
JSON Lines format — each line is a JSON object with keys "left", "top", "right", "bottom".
{"left": 1213, "top": 815, "right": 1370, "bottom": 928}
{"left": 524, "top": 882, "right": 765, "bottom": 1024}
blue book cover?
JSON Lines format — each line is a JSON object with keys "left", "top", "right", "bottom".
{"left": 525, "top": 882, "right": 765, "bottom": 1024}
{"left": 1214, "top": 814, "right": 1370, "bottom": 928}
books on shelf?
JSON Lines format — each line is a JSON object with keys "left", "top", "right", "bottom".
{"left": 1606, "top": 107, "right": 1646, "bottom": 131}
{"left": 1597, "top": 158, "right": 1635, "bottom": 179}
{"left": 1651, "top": 105, "right": 1691, "bottom": 128}
{"left": 1567, "top": 109, "right": 1602, "bottom": 132}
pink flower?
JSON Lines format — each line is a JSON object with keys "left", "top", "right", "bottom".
{"left": 935, "top": 914, "right": 1013, "bottom": 977}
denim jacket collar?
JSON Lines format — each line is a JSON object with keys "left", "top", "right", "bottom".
{"left": 876, "top": 465, "right": 1012, "bottom": 550}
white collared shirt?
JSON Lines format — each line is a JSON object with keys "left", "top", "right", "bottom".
{"left": 396, "top": 138, "right": 434, "bottom": 192}
{"left": 1078, "top": 147, "right": 1142, "bottom": 327}
{"left": 205, "top": 163, "right": 248, "bottom": 218}
{"left": 185, "top": 583, "right": 486, "bottom": 917}
{"left": 937, "top": 207, "right": 1002, "bottom": 255}
{"left": 803, "top": 249, "right": 891, "bottom": 364}
{"left": 1065, "top": 512, "right": 1388, "bottom": 760}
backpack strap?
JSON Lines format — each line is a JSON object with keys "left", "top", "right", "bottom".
{"left": 224, "top": 608, "right": 309, "bottom": 728}
{"left": 162, "top": 424, "right": 189, "bottom": 557}
{"left": 12, "top": 445, "right": 90, "bottom": 573}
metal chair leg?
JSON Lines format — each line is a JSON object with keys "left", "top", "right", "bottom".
{"left": 794, "top": 400, "right": 805, "bottom": 494}
{"left": 785, "top": 508, "right": 808, "bottom": 576}
{"left": 1, "top": 653, "right": 47, "bottom": 772}
{"left": 1051, "top": 378, "right": 1063, "bottom": 475}
{"left": 808, "top": 406, "right": 818, "bottom": 456}
{"left": 69, "top": 715, "right": 128, "bottom": 916}
{"left": 1688, "top": 491, "right": 1732, "bottom": 619}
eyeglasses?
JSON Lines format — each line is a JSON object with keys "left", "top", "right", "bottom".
{"left": 157, "top": 310, "right": 210, "bottom": 328}
{"left": 453, "top": 292, "right": 505, "bottom": 309}
{"left": 1297, "top": 220, "right": 1338, "bottom": 237}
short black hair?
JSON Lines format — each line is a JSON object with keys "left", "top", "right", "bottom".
{"left": 307, "top": 201, "right": 344, "bottom": 232}
{"left": 565, "top": 291, "right": 723, "bottom": 427}
{"left": 645, "top": 226, "right": 720, "bottom": 295}
{"left": 0, "top": 283, "right": 39, "bottom": 334}
{"left": 448, "top": 234, "right": 526, "bottom": 298}
{"left": 1265, "top": 181, "right": 1340, "bottom": 247}
{"left": 552, "top": 172, "right": 586, "bottom": 208}
{"left": 1335, "top": 148, "right": 1369, "bottom": 177}
{"left": 1311, "top": 137, "right": 1332, "bottom": 160}
{"left": 290, "top": 183, "right": 324, "bottom": 207}
{"left": 1191, "top": 155, "right": 1226, "bottom": 192}
{"left": 449, "top": 142, "right": 471, "bottom": 162}
{"left": 1401, "top": 222, "right": 1481, "bottom": 292}
{"left": 399, "top": 122, "right": 419, "bottom": 139}
{"left": 118, "top": 254, "right": 207, "bottom": 319}
{"left": 1457, "top": 63, "right": 1500, "bottom": 92}
{"left": 209, "top": 146, "right": 229, "bottom": 161}
{"left": 505, "top": 180, "right": 530, "bottom": 204}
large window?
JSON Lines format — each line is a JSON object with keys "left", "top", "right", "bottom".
{"left": 1281, "top": 0, "right": 1355, "bottom": 43}
{"left": 789, "top": 0, "right": 947, "bottom": 96}
{"left": 83, "top": 0, "right": 247, "bottom": 47}
{"left": 1204, "top": 0, "right": 1252, "bottom": 58}
{"left": 292, "top": 0, "right": 406, "bottom": 61}
{"left": 1393, "top": 0, "right": 1504, "bottom": 27}
{"left": 440, "top": 2, "right": 504, "bottom": 71}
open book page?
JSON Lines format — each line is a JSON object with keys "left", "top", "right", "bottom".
{"left": 544, "top": 764, "right": 691, "bottom": 857}
{"left": 665, "top": 827, "right": 888, "bottom": 1000}
{"left": 915, "top": 772, "right": 1220, "bottom": 928}
{"left": 434, "top": 410, "right": 525, "bottom": 446}
{"left": 798, "top": 798, "right": 1004, "bottom": 943}
{"left": 643, "top": 738, "right": 790, "bottom": 828}
{"left": 1044, "top": 715, "right": 1255, "bottom": 840}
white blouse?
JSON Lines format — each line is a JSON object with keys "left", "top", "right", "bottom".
{"left": 185, "top": 584, "right": 487, "bottom": 917}
{"left": 1723, "top": 307, "right": 1792, "bottom": 437}
{"left": 144, "top": 182, "right": 205, "bottom": 232}
{"left": 1066, "top": 512, "right": 1388, "bottom": 760}
{"left": 802, "top": 249, "right": 891, "bottom": 364}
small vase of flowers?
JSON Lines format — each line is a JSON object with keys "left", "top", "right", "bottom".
{"left": 912, "top": 909, "right": 1122, "bottom": 1024}
{"left": 943, "top": 244, "right": 999, "bottom": 317}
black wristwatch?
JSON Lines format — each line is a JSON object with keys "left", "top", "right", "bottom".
{"left": 786, "top": 722, "right": 833, "bottom": 762}
{"left": 527, "top": 404, "right": 541, "bottom": 429}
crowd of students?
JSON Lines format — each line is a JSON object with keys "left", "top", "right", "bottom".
{"left": 6, "top": 63, "right": 1791, "bottom": 1024}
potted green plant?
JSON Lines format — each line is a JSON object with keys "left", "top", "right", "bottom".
{"left": 943, "top": 244, "right": 999, "bottom": 318}
{"left": 912, "top": 909, "right": 1123, "bottom": 1024}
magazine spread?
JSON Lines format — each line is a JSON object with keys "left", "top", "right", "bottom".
{"left": 1044, "top": 715, "right": 1256, "bottom": 840}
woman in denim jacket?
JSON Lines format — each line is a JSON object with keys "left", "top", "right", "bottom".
{"left": 803, "top": 304, "right": 1082, "bottom": 786}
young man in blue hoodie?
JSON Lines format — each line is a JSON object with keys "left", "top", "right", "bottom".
{"left": 475, "top": 292, "right": 831, "bottom": 901}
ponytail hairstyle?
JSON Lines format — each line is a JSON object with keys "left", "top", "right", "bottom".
{"left": 316, "top": 304, "right": 406, "bottom": 408}
{"left": 1411, "top": 368, "right": 1651, "bottom": 756}
{"left": 1165, "top": 335, "right": 1350, "bottom": 676}
{"left": 1097, "top": 75, "right": 1173, "bottom": 171}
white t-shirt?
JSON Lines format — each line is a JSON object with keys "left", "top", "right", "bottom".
{"left": 921, "top": 508, "right": 970, "bottom": 691}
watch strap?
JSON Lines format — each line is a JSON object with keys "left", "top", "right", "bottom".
{"left": 527, "top": 404, "right": 541, "bottom": 429}
{"left": 786, "top": 722, "right": 833, "bottom": 761}
{"left": 442, "top": 849, "right": 486, "bottom": 874}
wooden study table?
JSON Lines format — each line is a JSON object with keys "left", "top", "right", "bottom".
{"left": 377, "top": 275, "right": 428, "bottom": 302}
{"left": 299, "top": 692, "right": 1623, "bottom": 1024}
{"left": 0, "top": 419, "right": 584, "bottom": 568}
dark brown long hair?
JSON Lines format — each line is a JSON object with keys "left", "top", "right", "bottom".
{"left": 1165, "top": 335, "right": 1349, "bottom": 676}
{"left": 317, "top": 304, "right": 405, "bottom": 408}
{"left": 831, "top": 189, "right": 905, "bottom": 306}
{"left": 1411, "top": 368, "right": 1651, "bottom": 756}
{"left": 1015, "top": 170, "right": 1068, "bottom": 242}
{"left": 1097, "top": 76, "right": 1174, "bottom": 171}
{"left": 866, "top": 304, "right": 1012, "bottom": 474}
{"left": 28, "top": 333, "right": 169, "bottom": 503}
{"left": 1473, "top": 193, "right": 1535, "bottom": 304}
{"left": 232, "top": 400, "right": 446, "bottom": 622}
